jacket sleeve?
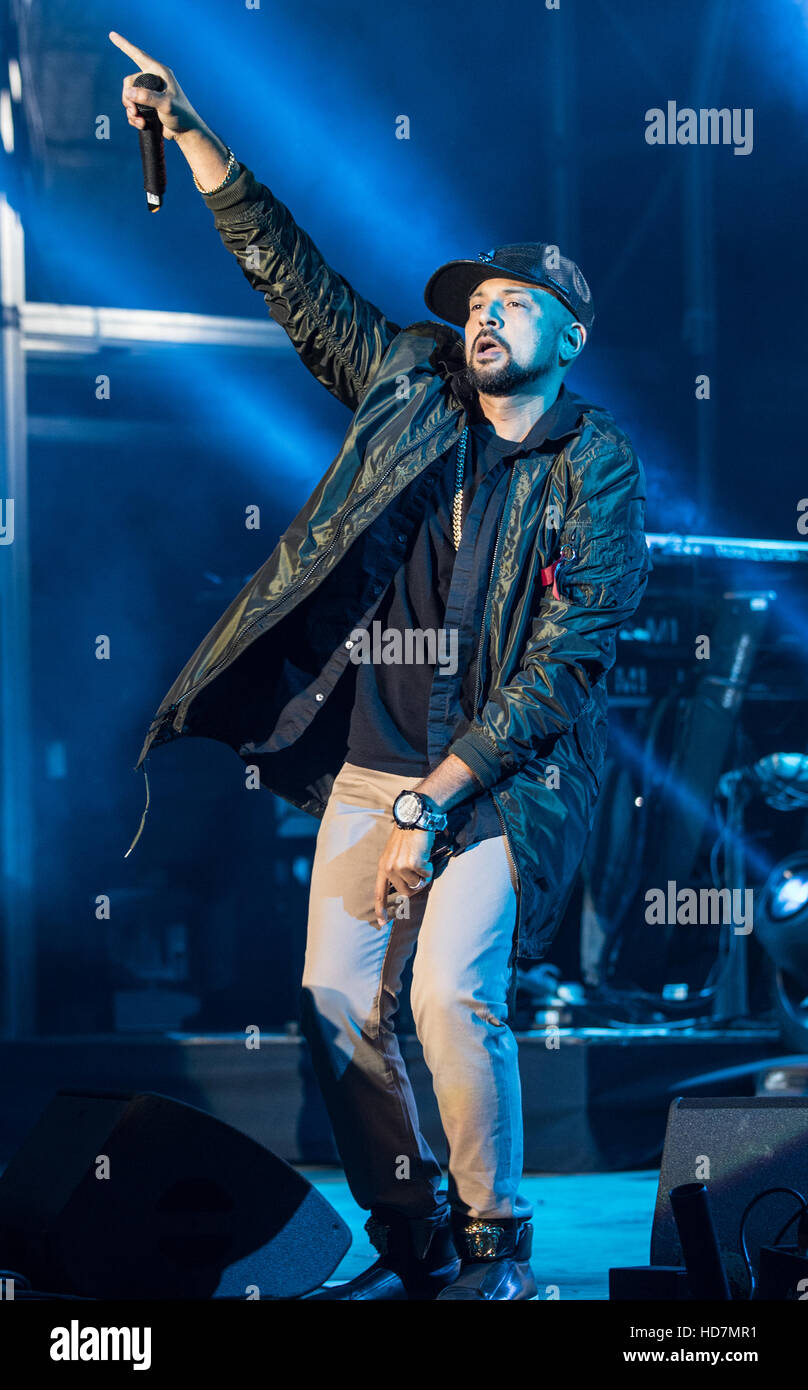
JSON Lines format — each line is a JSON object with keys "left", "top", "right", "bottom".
{"left": 448, "top": 435, "right": 652, "bottom": 788}
{"left": 200, "top": 160, "right": 402, "bottom": 411}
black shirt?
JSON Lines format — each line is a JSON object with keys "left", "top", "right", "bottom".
{"left": 346, "top": 418, "right": 515, "bottom": 774}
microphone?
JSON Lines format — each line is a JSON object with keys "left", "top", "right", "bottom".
{"left": 133, "top": 71, "right": 167, "bottom": 212}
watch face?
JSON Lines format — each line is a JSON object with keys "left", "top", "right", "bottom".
{"left": 396, "top": 792, "right": 421, "bottom": 826}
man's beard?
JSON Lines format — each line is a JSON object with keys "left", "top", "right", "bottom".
{"left": 464, "top": 342, "right": 555, "bottom": 397}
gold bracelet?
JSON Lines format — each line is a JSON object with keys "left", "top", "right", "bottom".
{"left": 193, "top": 147, "right": 238, "bottom": 195}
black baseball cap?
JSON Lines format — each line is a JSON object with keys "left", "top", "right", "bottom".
{"left": 424, "top": 241, "right": 595, "bottom": 333}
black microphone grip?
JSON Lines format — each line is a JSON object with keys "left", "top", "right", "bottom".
{"left": 134, "top": 71, "right": 167, "bottom": 212}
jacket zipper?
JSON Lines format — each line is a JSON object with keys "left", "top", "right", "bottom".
{"left": 466, "top": 463, "right": 522, "bottom": 906}
{"left": 155, "top": 411, "right": 464, "bottom": 728}
{"left": 491, "top": 790, "right": 519, "bottom": 898}
{"left": 472, "top": 461, "right": 520, "bottom": 717}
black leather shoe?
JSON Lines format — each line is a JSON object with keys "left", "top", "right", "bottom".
{"left": 434, "top": 1214, "right": 538, "bottom": 1300}
{"left": 304, "top": 1204, "right": 461, "bottom": 1300}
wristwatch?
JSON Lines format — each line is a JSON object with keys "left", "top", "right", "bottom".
{"left": 392, "top": 790, "right": 448, "bottom": 833}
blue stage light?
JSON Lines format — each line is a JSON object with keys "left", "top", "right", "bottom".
{"left": 756, "top": 854, "right": 808, "bottom": 980}
{"left": 768, "top": 864, "right": 808, "bottom": 922}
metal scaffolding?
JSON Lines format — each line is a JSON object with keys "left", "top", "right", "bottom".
{"left": 0, "top": 189, "right": 286, "bottom": 1036}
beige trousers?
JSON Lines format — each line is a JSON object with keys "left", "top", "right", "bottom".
{"left": 299, "top": 761, "right": 532, "bottom": 1221}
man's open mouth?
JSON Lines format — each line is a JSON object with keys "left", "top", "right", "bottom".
{"left": 476, "top": 336, "right": 505, "bottom": 358}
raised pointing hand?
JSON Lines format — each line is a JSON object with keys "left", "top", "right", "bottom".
{"left": 109, "top": 30, "right": 201, "bottom": 141}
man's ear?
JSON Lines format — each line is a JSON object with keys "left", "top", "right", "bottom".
{"left": 559, "top": 321, "right": 586, "bottom": 367}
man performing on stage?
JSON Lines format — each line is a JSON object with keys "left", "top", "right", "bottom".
{"left": 113, "top": 32, "right": 651, "bottom": 1300}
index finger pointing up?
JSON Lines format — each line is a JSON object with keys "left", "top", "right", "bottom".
{"left": 108, "top": 31, "right": 168, "bottom": 76}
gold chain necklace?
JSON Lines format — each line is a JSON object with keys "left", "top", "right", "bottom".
{"left": 452, "top": 426, "right": 469, "bottom": 551}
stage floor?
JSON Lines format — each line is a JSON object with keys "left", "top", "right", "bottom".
{"left": 306, "top": 1166, "right": 658, "bottom": 1299}
{"left": 0, "top": 1158, "right": 665, "bottom": 1298}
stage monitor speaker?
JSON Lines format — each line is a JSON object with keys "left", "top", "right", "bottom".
{"left": 0, "top": 1090, "right": 351, "bottom": 1299}
{"left": 651, "top": 1097, "right": 808, "bottom": 1298}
